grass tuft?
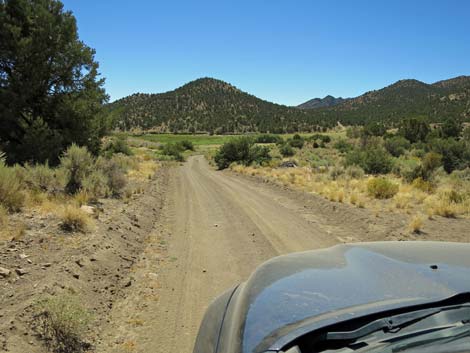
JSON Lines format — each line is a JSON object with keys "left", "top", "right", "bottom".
{"left": 59, "top": 205, "right": 93, "bottom": 233}
{"left": 35, "top": 294, "right": 93, "bottom": 353}
{"left": 408, "top": 214, "right": 424, "bottom": 233}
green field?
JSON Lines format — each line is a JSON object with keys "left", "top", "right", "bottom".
{"left": 132, "top": 132, "right": 343, "bottom": 146}
{"left": 137, "top": 133, "right": 240, "bottom": 146}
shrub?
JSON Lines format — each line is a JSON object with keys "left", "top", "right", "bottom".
{"left": 255, "top": 134, "right": 283, "bottom": 144}
{"left": 60, "top": 145, "right": 94, "bottom": 194}
{"left": 279, "top": 144, "right": 295, "bottom": 157}
{"left": 345, "top": 165, "right": 365, "bottom": 179}
{"left": 329, "top": 166, "right": 345, "bottom": 180}
{"left": 24, "top": 163, "right": 65, "bottom": 193}
{"left": 177, "top": 140, "right": 195, "bottom": 151}
{"left": 429, "top": 138, "right": 470, "bottom": 173}
{"left": 412, "top": 177, "right": 434, "bottom": 193}
{"left": 0, "top": 153, "right": 25, "bottom": 211}
{"left": 95, "top": 157, "right": 127, "bottom": 197}
{"left": 421, "top": 152, "right": 442, "bottom": 179}
{"left": 35, "top": 294, "right": 93, "bottom": 353}
{"left": 309, "top": 134, "right": 331, "bottom": 144}
{"left": 393, "top": 158, "right": 421, "bottom": 182}
{"left": 362, "top": 122, "right": 387, "bottom": 137}
{"left": 101, "top": 137, "right": 133, "bottom": 157}
{"left": 345, "top": 148, "right": 393, "bottom": 174}
{"left": 161, "top": 143, "right": 184, "bottom": 161}
{"left": 82, "top": 171, "right": 109, "bottom": 200}
{"left": 215, "top": 138, "right": 251, "bottom": 169}
{"left": 384, "top": 136, "right": 411, "bottom": 157}
{"left": 249, "top": 145, "right": 271, "bottom": 166}
{"left": 398, "top": 117, "right": 430, "bottom": 143}
{"left": 59, "top": 205, "right": 93, "bottom": 232}
{"left": 288, "top": 138, "right": 304, "bottom": 149}
{"left": 440, "top": 119, "right": 462, "bottom": 138}
{"left": 334, "top": 139, "right": 353, "bottom": 153}
{"left": 367, "top": 177, "right": 399, "bottom": 199}
{"left": 214, "top": 138, "right": 271, "bottom": 169}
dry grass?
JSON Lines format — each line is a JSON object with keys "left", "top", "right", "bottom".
{"left": 426, "top": 199, "right": 459, "bottom": 218}
{"left": 74, "top": 190, "right": 90, "bottom": 207}
{"left": 408, "top": 214, "right": 424, "bottom": 233}
{"left": 127, "top": 159, "right": 159, "bottom": 181}
{"left": 59, "top": 205, "right": 94, "bottom": 233}
{"left": 0, "top": 205, "right": 7, "bottom": 227}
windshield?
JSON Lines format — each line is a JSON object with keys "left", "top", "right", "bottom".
{"left": 286, "top": 304, "right": 470, "bottom": 353}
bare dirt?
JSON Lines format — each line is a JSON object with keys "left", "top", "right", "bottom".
{"left": 2, "top": 155, "right": 469, "bottom": 353}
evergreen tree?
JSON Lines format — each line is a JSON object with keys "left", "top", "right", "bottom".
{"left": 0, "top": 0, "right": 108, "bottom": 164}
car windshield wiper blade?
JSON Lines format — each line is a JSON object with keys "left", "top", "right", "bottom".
{"left": 326, "top": 307, "right": 447, "bottom": 341}
{"left": 363, "top": 322, "right": 470, "bottom": 353}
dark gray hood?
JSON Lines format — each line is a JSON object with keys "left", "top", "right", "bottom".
{"left": 216, "top": 241, "right": 470, "bottom": 353}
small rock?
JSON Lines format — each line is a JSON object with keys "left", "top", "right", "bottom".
{"left": 19, "top": 253, "right": 29, "bottom": 259}
{"left": 214, "top": 224, "right": 218, "bottom": 228}
{"left": 15, "top": 268, "right": 28, "bottom": 276}
{"left": 72, "top": 273, "right": 80, "bottom": 279}
{"left": 124, "top": 280, "right": 132, "bottom": 288}
{"left": 0, "top": 267, "right": 11, "bottom": 278}
{"left": 43, "top": 263, "right": 52, "bottom": 268}
{"left": 75, "top": 259, "right": 84, "bottom": 268}
{"left": 202, "top": 269, "right": 207, "bottom": 273}
{"left": 27, "top": 259, "right": 33, "bottom": 264}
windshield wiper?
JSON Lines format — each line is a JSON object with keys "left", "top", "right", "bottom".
{"left": 326, "top": 305, "right": 468, "bottom": 341}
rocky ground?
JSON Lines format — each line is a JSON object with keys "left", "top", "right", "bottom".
{"left": 0, "top": 167, "right": 169, "bottom": 352}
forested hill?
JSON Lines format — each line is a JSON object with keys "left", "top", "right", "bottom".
{"left": 107, "top": 78, "right": 322, "bottom": 133}
{"left": 319, "top": 76, "right": 470, "bottom": 125}
{"left": 297, "top": 95, "right": 346, "bottom": 109}
{"left": 107, "top": 76, "right": 470, "bottom": 133}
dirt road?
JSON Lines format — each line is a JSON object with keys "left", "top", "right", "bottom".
{"left": 98, "top": 155, "right": 341, "bottom": 352}
{"left": 98, "top": 155, "right": 470, "bottom": 353}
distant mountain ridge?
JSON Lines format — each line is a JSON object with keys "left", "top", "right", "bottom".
{"left": 297, "top": 95, "right": 347, "bottom": 109}
{"left": 107, "top": 75, "right": 470, "bottom": 133}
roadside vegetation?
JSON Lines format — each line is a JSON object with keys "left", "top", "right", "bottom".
{"left": 214, "top": 120, "right": 470, "bottom": 221}
{"left": 34, "top": 294, "right": 93, "bottom": 353}
{"left": 0, "top": 136, "right": 159, "bottom": 241}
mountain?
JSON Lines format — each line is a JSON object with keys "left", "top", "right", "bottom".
{"left": 107, "top": 76, "right": 470, "bottom": 133}
{"left": 318, "top": 76, "right": 470, "bottom": 125}
{"left": 107, "top": 78, "right": 329, "bottom": 133}
{"left": 297, "top": 95, "right": 346, "bottom": 109}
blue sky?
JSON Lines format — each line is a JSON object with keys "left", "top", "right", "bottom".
{"left": 62, "top": 0, "right": 470, "bottom": 105}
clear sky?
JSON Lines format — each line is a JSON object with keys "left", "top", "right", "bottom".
{"left": 62, "top": 0, "right": 470, "bottom": 105}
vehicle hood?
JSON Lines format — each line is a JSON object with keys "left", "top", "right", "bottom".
{"left": 218, "top": 241, "right": 470, "bottom": 353}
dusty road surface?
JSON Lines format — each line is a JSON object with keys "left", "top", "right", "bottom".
{"left": 98, "top": 155, "right": 470, "bottom": 353}
{"left": 99, "top": 155, "right": 342, "bottom": 353}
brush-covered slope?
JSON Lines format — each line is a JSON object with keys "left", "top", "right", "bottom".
{"left": 319, "top": 76, "right": 470, "bottom": 125}
{"left": 297, "top": 95, "right": 346, "bottom": 109}
{"left": 107, "top": 76, "right": 470, "bottom": 132}
{"left": 107, "top": 78, "right": 325, "bottom": 133}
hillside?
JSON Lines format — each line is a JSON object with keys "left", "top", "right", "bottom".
{"left": 318, "top": 76, "right": 470, "bottom": 125}
{"left": 107, "top": 78, "right": 325, "bottom": 133}
{"left": 297, "top": 95, "right": 346, "bottom": 109}
{"left": 107, "top": 76, "right": 470, "bottom": 133}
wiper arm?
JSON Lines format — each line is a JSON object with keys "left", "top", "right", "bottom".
{"left": 326, "top": 307, "right": 444, "bottom": 341}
